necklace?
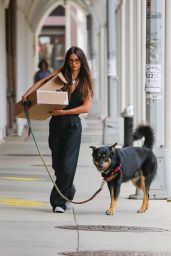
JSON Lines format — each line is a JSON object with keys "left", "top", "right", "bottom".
{"left": 69, "top": 79, "right": 79, "bottom": 93}
{"left": 71, "top": 79, "right": 77, "bottom": 85}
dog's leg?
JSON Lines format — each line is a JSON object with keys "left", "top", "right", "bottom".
{"left": 137, "top": 187, "right": 149, "bottom": 213}
{"left": 106, "top": 181, "right": 120, "bottom": 215}
{"left": 106, "top": 187, "right": 117, "bottom": 215}
{"left": 132, "top": 175, "right": 149, "bottom": 213}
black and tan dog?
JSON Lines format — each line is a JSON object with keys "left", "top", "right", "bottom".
{"left": 90, "top": 124, "right": 157, "bottom": 215}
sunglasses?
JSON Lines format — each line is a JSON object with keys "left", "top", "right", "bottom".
{"left": 68, "top": 58, "right": 80, "bottom": 64}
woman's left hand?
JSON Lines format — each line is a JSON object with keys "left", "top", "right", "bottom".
{"left": 49, "top": 109, "right": 64, "bottom": 116}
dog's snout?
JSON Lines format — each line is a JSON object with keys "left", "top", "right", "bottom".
{"left": 99, "top": 162, "right": 104, "bottom": 168}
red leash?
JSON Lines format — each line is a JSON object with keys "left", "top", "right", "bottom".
{"left": 68, "top": 180, "right": 106, "bottom": 204}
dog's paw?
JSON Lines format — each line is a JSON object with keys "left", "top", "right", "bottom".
{"left": 106, "top": 208, "right": 115, "bottom": 215}
{"left": 137, "top": 203, "right": 149, "bottom": 213}
{"left": 137, "top": 208, "right": 147, "bottom": 213}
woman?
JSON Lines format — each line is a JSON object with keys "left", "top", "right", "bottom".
{"left": 22, "top": 46, "right": 93, "bottom": 213}
{"left": 34, "top": 59, "right": 51, "bottom": 82}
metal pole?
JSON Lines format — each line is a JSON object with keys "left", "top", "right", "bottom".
{"left": 145, "top": 0, "right": 167, "bottom": 198}
{"left": 164, "top": 0, "right": 171, "bottom": 202}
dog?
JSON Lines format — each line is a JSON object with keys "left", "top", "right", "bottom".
{"left": 90, "top": 124, "right": 157, "bottom": 215}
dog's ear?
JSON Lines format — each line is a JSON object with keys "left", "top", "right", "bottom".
{"left": 89, "top": 146, "right": 96, "bottom": 151}
{"left": 109, "top": 142, "right": 117, "bottom": 152}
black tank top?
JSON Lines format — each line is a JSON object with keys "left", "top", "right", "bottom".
{"left": 64, "top": 86, "right": 83, "bottom": 110}
{"left": 51, "top": 86, "right": 83, "bottom": 121}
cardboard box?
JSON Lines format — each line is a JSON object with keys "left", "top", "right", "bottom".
{"left": 15, "top": 72, "right": 68, "bottom": 120}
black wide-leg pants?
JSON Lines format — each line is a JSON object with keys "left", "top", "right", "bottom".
{"left": 48, "top": 115, "right": 82, "bottom": 210}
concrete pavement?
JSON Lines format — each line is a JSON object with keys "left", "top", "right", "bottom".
{"left": 0, "top": 119, "right": 171, "bottom": 256}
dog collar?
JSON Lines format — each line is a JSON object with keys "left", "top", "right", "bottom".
{"left": 102, "top": 164, "right": 121, "bottom": 182}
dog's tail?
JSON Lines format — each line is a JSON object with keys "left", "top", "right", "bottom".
{"left": 133, "top": 124, "right": 155, "bottom": 149}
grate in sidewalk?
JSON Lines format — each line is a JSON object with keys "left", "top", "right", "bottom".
{"left": 60, "top": 251, "right": 171, "bottom": 256}
{"left": 57, "top": 225, "right": 169, "bottom": 232}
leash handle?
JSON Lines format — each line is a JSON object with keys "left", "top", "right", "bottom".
{"left": 21, "top": 99, "right": 32, "bottom": 107}
{"left": 22, "top": 103, "right": 105, "bottom": 205}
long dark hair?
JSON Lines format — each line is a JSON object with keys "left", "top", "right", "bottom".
{"left": 61, "top": 46, "right": 93, "bottom": 99}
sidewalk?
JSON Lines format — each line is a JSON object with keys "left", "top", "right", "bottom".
{"left": 0, "top": 120, "right": 171, "bottom": 256}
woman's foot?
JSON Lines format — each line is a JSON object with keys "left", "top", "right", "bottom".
{"left": 53, "top": 206, "right": 65, "bottom": 213}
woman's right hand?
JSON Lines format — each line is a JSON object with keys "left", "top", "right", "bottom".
{"left": 22, "top": 95, "right": 28, "bottom": 102}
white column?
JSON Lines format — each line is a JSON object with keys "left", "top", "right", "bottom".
{"left": 16, "top": 8, "right": 34, "bottom": 135}
{"left": 135, "top": 0, "right": 142, "bottom": 124}
{"left": 120, "top": 0, "right": 126, "bottom": 112}
{"left": 65, "top": 0, "right": 71, "bottom": 50}
{"left": 127, "top": 0, "right": 134, "bottom": 106}
{"left": 115, "top": 6, "right": 122, "bottom": 113}
{"left": 104, "top": 0, "right": 124, "bottom": 145}
{"left": 140, "top": 0, "right": 146, "bottom": 122}
{"left": 89, "top": 16, "right": 101, "bottom": 118}
{"left": 132, "top": 0, "right": 146, "bottom": 125}
{"left": 76, "top": 9, "right": 87, "bottom": 52}
{"left": 100, "top": 23, "right": 108, "bottom": 118}
{"left": 165, "top": 0, "right": 171, "bottom": 200}
{"left": 107, "top": 0, "right": 117, "bottom": 117}
{"left": 0, "top": 4, "right": 7, "bottom": 141}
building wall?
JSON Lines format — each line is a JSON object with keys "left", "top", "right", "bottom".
{"left": 0, "top": 0, "right": 154, "bottom": 142}
{"left": 0, "top": 0, "right": 169, "bottom": 146}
